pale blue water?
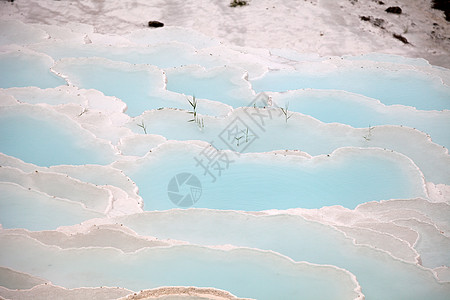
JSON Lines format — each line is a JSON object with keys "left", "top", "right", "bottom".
{"left": 0, "top": 182, "right": 104, "bottom": 231}
{"left": 118, "top": 210, "right": 450, "bottom": 300}
{"left": 56, "top": 59, "right": 254, "bottom": 115}
{"left": 126, "top": 109, "right": 450, "bottom": 185}
{"left": 273, "top": 91, "right": 450, "bottom": 149}
{"left": 115, "top": 146, "right": 425, "bottom": 211}
{"left": 53, "top": 59, "right": 184, "bottom": 117}
{"left": 0, "top": 234, "right": 356, "bottom": 300}
{"left": 0, "top": 52, "right": 66, "bottom": 88}
{"left": 0, "top": 108, "right": 115, "bottom": 167}
{"left": 251, "top": 68, "right": 450, "bottom": 111}
{"left": 165, "top": 67, "right": 252, "bottom": 107}
{"left": 0, "top": 24, "right": 449, "bottom": 300}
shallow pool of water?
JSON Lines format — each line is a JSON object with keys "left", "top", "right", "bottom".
{"left": 0, "top": 51, "right": 66, "bottom": 89}
{"left": 165, "top": 66, "right": 255, "bottom": 108}
{"left": 271, "top": 89, "right": 450, "bottom": 149}
{"left": 114, "top": 143, "right": 426, "bottom": 211}
{"left": 117, "top": 210, "right": 450, "bottom": 300}
{"left": 0, "top": 105, "right": 116, "bottom": 166}
{"left": 0, "top": 182, "right": 104, "bottom": 231}
{"left": 0, "top": 233, "right": 360, "bottom": 300}
{"left": 251, "top": 67, "right": 450, "bottom": 111}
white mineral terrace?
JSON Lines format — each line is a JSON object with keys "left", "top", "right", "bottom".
{"left": 0, "top": 0, "right": 449, "bottom": 299}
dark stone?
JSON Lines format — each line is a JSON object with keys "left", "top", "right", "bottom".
{"left": 386, "top": 6, "right": 402, "bottom": 14}
{"left": 230, "top": 0, "right": 248, "bottom": 7}
{"left": 372, "top": 18, "right": 385, "bottom": 27}
{"left": 432, "top": 0, "right": 449, "bottom": 11}
{"left": 360, "top": 16, "right": 385, "bottom": 28}
{"left": 432, "top": 0, "right": 450, "bottom": 21}
{"left": 148, "top": 21, "right": 164, "bottom": 28}
{"left": 393, "top": 33, "right": 409, "bottom": 44}
{"left": 378, "top": 1, "right": 385, "bottom": 4}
